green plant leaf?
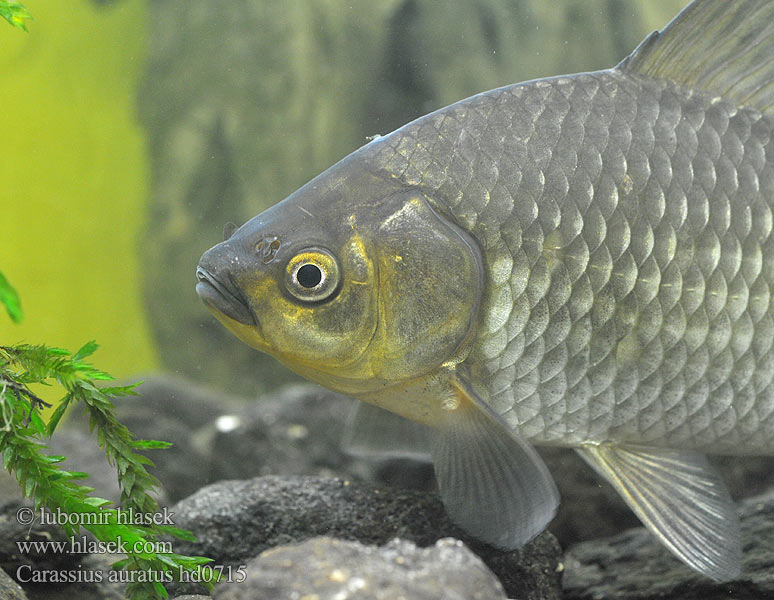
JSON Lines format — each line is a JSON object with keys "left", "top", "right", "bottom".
{"left": 2, "top": 341, "right": 216, "bottom": 599}
{"left": 0, "top": 271, "right": 23, "bottom": 323}
{"left": 132, "top": 440, "right": 172, "bottom": 450}
{"left": 152, "top": 581, "right": 169, "bottom": 598}
{"left": 83, "top": 496, "right": 113, "bottom": 508}
{"left": 3, "top": 446, "right": 14, "bottom": 470}
{"left": 0, "top": 1, "right": 32, "bottom": 31}
{"left": 72, "top": 340, "right": 99, "bottom": 361}
{"left": 46, "top": 400, "right": 71, "bottom": 436}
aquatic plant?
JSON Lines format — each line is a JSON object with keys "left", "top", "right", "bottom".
{"left": 0, "top": 271, "right": 22, "bottom": 322}
{"left": 0, "top": 1, "right": 32, "bottom": 31}
{"left": 1, "top": 271, "right": 216, "bottom": 598}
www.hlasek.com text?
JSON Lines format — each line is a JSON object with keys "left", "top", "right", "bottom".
{"left": 16, "top": 535, "right": 172, "bottom": 556}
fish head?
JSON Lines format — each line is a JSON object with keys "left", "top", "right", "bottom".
{"left": 196, "top": 155, "right": 484, "bottom": 397}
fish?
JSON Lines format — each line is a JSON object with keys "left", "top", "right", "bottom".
{"left": 196, "top": 0, "right": 774, "bottom": 581}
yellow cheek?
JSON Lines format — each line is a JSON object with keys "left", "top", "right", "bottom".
{"left": 206, "top": 307, "right": 269, "bottom": 352}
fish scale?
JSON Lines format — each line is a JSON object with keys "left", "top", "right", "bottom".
{"left": 366, "top": 69, "right": 774, "bottom": 453}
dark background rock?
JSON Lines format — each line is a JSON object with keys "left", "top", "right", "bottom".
{"left": 89, "top": 374, "right": 242, "bottom": 502}
{"left": 562, "top": 489, "right": 774, "bottom": 600}
{"left": 207, "top": 384, "right": 435, "bottom": 493}
{"left": 0, "top": 502, "right": 81, "bottom": 575}
{"left": 47, "top": 430, "right": 123, "bottom": 505}
{"left": 543, "top": 449, "right": 774, "bottom": 548}
{"left": 213, "top": 536, "right": 508, "bottom": 600}
{"left": 139, "top": 0, "right": 686, "bottom": 398}
{"left": 0, "top": 567, "right": 27, "bottom": 600}
{"left": 172, "top": 475, "right": 562, "bottom": 600}
{"left": 0, "top": 430, "right": 124, "bottom": 509}
{"left": 20, "top": 553, "right": 124, "bottom": 600}
{"left": 63, "top": 374, "right": 244, "bottom": 503}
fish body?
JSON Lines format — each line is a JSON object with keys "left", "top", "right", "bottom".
{"left": 197, "top": 0, "right": 774, "bottom": 581}
{"left": 370, "top": 67, "right": 774, "bottom": 455}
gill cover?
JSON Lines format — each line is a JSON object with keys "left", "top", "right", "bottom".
{"left": 364, "top": 191, "right": 485, "bottom": 382}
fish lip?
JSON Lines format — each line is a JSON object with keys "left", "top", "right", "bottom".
{"left": 195, "top": 267, "right": 256, "bottom": 327}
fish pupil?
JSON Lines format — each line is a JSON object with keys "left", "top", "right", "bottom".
{"left": 297, "top": 264, "right": 322, "bottom": 288}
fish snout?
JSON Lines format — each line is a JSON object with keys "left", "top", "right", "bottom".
{"left": 195, "top": 244, "right": 255, "bottom": 326}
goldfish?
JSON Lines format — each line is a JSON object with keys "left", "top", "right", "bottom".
{"left": 196, "top": 0, "right": 774, "bottom": 581}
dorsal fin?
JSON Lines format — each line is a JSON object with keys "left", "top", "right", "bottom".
{"left": 617, "top": 0, "right": 774, "bottom": 115}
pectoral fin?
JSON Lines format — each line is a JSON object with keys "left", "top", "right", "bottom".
{"left": 577, "top": 443, "right": 741, "bottom": 581}
{"left": 344, "top": 402, "right": 432, "bottom": 459}
{"left": 431, "top": 374, "right": 559, "bottom": 549}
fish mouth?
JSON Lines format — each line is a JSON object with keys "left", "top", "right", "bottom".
{"left": 195, "top": 267, "right": 255, "bottom": 326}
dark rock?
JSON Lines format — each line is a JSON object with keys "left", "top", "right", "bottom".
{"left": 0, "top": 502, "right": 127, "bottom": 600}
{"left": 172, "top": 475, "right": 562, "bottom": 600}
{"left": 64, "top": 374, "right": 245, "bottom": 503}
{"left": 713, "top": 455, "right": 774, "bottom": 500}
{"left": 208, "top": 384, "right": 356, "bottom": 482}
{"left": 0, "top": 471, "right": 23, "bottom": 506}
{"left": 542, "top": 448, "right": 774, "bottom": 549}
{"left": 112, "top": 374, "right": 244, "bottom": 431}
{"left": 213, "top": 536, "right": 508, "bottom": 600}
{"left": 0, "top": 567, "right": 27, "bottom": 600}
{"left": 0, "top": 502, "right": 81, "bottom": 575}
{"left": 20, "top": 553, "right": 124, "bottom": 600}
{"left": 47, "top": 430, "right": 123, "bottom": 505}
{"left": 562, "top": 488, "right": 774, "bottom": 600}
{"left": 99, "top": 374, "right": 243, "bottom": 502}
{"left": 541, "top": 447, "right": 640, "bottom": 547}
{"left": 208, "top": 384, "right": 434, "bottom": 492}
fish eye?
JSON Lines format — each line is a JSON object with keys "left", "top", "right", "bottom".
{"left": 284, "top": 248, "right": 340, "bottom": 302}
{"left": 297, "top": 264, "right": 322, "bottom": 288}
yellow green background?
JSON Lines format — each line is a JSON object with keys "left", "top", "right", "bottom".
{"left": 0, "top": 0, "right": 156, "bottom": 402}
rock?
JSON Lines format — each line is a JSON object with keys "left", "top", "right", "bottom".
{"left": 64, "top": 374, "right": 245, "bottom": 503}
{"left": 172, "top": 475, "right": 562, "bottom": 600}
{"left": 712, "top": 456, "right": 774, "bottom": 501}
{"left": 207, "top": 385, "right": 356, "bottom": 482}
{"left": 0, "top": 471, "right": 24, "bottom": 507}
{"left": 113, "top": 374, "right": 244, "bottom": 431}
{"left": 0, "top": 502, "right": 81, "bottom": 575}
{"left": 562, "top": 488, "right": 774, "bottom": 600}
{"left": 208, "top": 384, "right": 434, "bottom": 492}
{"left": 212, "top": 536, "right": 508, "bottom": 600}
{"left": 47, "top": 430, "right": 123, "bottom": 505}
{"left": 541, "top": 447, "right": 640, "bottom": 547}
{"left": 61, "top": 376, "right": 433, "bottom": 504}
{"left": 18, "top": 553, "right": 125, "bottom": 600}
{"left": 542, "top": 448, "right": 774, "bottom": 549}
{"left": 65, "top": 552, "right": 126, "bottom": 600}
{"left": 100, "top": 374, "right": 242, "bottom": 502}
{"left": 0, "top": 501, "right": 130, "bottom": 600}
{"left": 0, "top": 567, "right": 27, "bottom": 600}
